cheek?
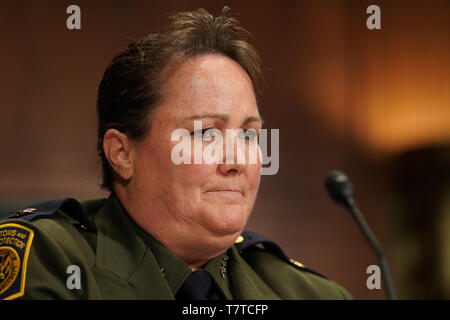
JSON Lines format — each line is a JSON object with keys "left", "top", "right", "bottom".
{"left": 135, "top": 135, "right": 215, "bottom": 191}
{"left": 176, "top": 163, "right": 217, "bottom": 188}
{"left": 133, "top": 138, "right": 176, "bottom": 193}
{"left": 247, "top": 163, "right": 262, "bottom": 191}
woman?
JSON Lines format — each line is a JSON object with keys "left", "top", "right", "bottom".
{"left": 0, "top": 7, "right": 351, "bottom": 300}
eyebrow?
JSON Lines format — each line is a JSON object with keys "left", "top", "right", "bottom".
{"left": 184, "top": 113, "right": 264, "bottom": 126}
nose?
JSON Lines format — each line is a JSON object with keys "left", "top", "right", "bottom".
{"left": 218, "top": 162, "right": 247, "bottom": 176}
{"left": 217, "top": 129, "right": 248, "bottom": 176}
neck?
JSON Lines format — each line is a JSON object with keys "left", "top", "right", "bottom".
{"left": 188, "top": 262, "right": 206, "bottom": 271}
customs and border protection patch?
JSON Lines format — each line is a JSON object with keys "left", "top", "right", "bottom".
{"left": 0, "top": 224, "right": 34, "bottom": 300}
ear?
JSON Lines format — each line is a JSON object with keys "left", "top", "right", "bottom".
{"left": 103, "top": 129, "right": 135, "bottom": 181}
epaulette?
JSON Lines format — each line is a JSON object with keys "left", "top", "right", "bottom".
{"left": 234, "top": 230, "right": 327, "bottom": 279}
{"left": 3, "top": 198, "right": 97, "bottom": 233}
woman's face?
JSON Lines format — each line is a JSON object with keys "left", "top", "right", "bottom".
{"left": 128, "top": 54, "right": 262, "bottom": 260}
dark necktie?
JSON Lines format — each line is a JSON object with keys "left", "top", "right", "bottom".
{"left": 175, "top": 270, "right": 214, "bottom": 300}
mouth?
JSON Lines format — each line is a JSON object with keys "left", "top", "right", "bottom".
{"left": 205, "top": 188, "right": 244, "bottom": 197}
{"left": 206, "top": 189, "right": 242, "bottom": 194}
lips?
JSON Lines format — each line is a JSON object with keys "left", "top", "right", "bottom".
{"left": 205, "top": 190, "right": 244, "bottom": 204}
{"left": 205, "top": 188, "right": 244, "bottom": 197}
{"left": 207, "top": 189, "right": 241, "bottom": 193}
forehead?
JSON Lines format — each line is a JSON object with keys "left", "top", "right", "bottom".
{"left": 157, "top": 54, "right": 259, "bottom": 120}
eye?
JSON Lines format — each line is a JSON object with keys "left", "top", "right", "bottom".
{"left": 238, "top": 129, "right": 258, "bottom": 141}
{"left": 191, "top": 128, "right": 214, "bottom": 138}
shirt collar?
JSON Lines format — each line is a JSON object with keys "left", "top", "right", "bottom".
{"left": 135, "top": 226, "right": 191, "bottom": 294}
{"left": 93, "top": 194, "right": 148, "bottom": 278}
{"left": 136, "top": 222, "right": 233, "bottom": 299}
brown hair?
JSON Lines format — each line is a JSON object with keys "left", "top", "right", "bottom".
{"left": 97, "top": 6, "right": 263, "bottom": 191}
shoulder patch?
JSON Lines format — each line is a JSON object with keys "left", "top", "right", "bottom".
{"left": 0, "top": 223, "right": 34, "bottom": 300}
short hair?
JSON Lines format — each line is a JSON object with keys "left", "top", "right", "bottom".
{"left": 97, "top": 6, "right": 264, "bottom": 192}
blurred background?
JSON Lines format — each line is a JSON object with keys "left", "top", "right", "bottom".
{"left": 0, "top": 0, "right": 449, "bottom": 299}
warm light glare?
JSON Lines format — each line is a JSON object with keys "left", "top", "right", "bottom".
{"left": 302, "top": 1, "right": 450, "bottom": 155}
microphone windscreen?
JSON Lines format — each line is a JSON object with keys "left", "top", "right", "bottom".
{"left": 325, "top": 170, "right": 355, "bottom": 208}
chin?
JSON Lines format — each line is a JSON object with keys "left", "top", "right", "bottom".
{"left": 202, "top": 206, "right": 249, "bottom": 236}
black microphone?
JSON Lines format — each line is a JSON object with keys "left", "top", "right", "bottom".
{"left": 325, "top": 170, "right": 396, "bottom": 300}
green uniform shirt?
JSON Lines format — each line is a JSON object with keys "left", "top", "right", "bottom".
{"left": 0, "top": 194, "right": 352, "bottom": 300}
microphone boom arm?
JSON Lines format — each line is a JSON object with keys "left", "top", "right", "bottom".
{"left": 347, "top": 198, "right": 396, "bottom": 300}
